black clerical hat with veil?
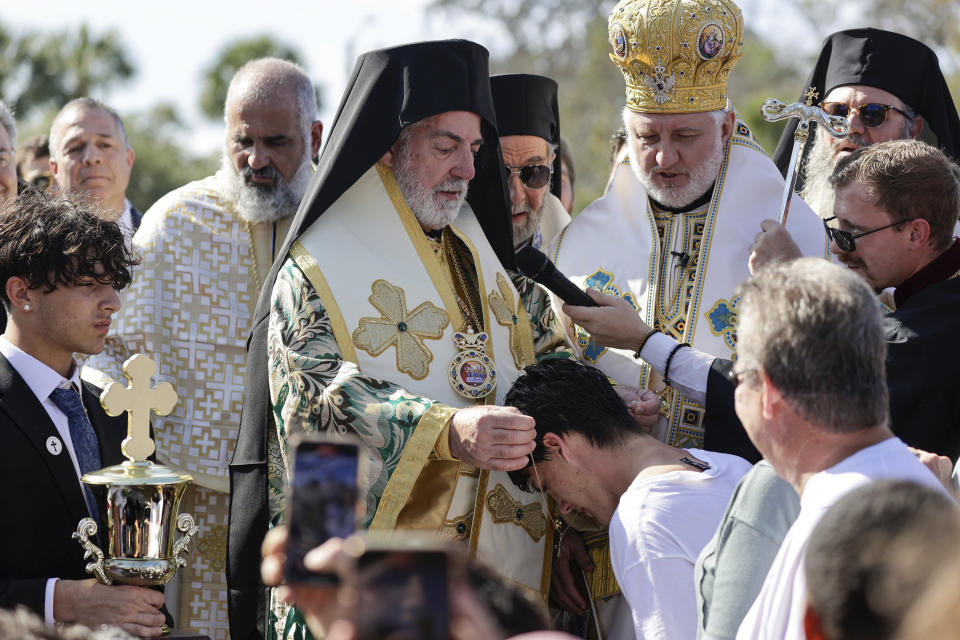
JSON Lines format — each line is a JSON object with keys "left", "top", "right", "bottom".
{"left": 286, "top": 38, "right": 514, "bottom": 270}
{"left": 772, "top": 28, "right": 960, "bottom": 187}
{"left": 490, "top": 73, "right": 563, "bottom": 198}
{"left": 227, "top": 39, "right": 514, "bottom": 639}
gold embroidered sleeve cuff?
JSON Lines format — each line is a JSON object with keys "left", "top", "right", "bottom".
{"left": 429, "top": 404, "right": 460, "bottom": 461}
{"left": 370, "top": 402, "right": 458, "bottom": 531}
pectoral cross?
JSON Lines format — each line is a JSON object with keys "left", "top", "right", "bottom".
{"left": 100, "top": 354, "right": 178, "bottom": 462}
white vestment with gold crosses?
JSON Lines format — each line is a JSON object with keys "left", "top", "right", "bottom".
{"left": 83, "top": 174, "right": 289, "bottom": 640}
{"left": 550, "top": 118, "right": 830, "bottom": 449}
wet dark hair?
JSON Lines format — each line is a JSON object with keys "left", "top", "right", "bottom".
{"left": 0, "top": 190, "right": 139, "bottom": 310}
{"left": 504, "top": 358, "right": 641, "bottom": 492}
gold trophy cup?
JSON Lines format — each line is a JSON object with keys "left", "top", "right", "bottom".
{"left": 72, "top": 354, "right": 198, "bottom": 588}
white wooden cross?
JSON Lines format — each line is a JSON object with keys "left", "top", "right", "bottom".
{"left": 100, "top": 354, "right": 178, "bottom": 462}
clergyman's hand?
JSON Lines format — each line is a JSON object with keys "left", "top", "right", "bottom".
{"left": 614, "top": 386, "right": 661, "bottom": 433}
{"left": 449, "top": 405, "right": 535, "bottom": 471}
{"left": 53, "top": 579, "right": 166, "bottom": 637}
{"left": 748, "top": 219, "right": 803, "bottom": 274}
{"left": 550, "top": 528, "right": 594, "bottom": 614}
{"left": 563, "top": 289, "right": 651, "bottom": 350}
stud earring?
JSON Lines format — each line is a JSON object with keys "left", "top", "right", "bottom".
{"left": 23, "top": 304, "right": 30, "bottom": 311}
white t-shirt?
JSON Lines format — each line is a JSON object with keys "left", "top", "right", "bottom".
{"left": 610, "top": 448, "right": 752, "bottom": 639}
{"left": 736, "top": 437, "right": 945, "bottom": 640}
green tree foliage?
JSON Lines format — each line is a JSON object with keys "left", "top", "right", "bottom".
{"left": 124, "top": 104, "right": 218, "bottom": 212}
{"left": 198, "top": 35, "right": 322, "bottom": 121}
{"left": 2, "top": 19, "right": 216, "bottom": 213}
{"left": 431, "top": 0, "right": 804, "bottom": 211}
{"left": 430, "top": 0, "right": 960, "bottom": 212}
{"left": 1, "top": 24, "right": 134, "bottom": 118}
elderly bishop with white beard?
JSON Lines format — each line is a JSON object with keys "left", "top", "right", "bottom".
{"left": 550, "top": 0, "right": 830, "bottom": 451}
{"left": 82, "top": 57, "right": 323, "bottom": 640}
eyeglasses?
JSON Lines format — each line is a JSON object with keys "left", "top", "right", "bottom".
{"left": 727, "top": 367, "right": 756, "bottom": 388}
{"left": 504, "top": 163, "right": 552, "bottom": 189}
{"left": 821, "top": 102, "right": 909, "bottom": 128}
{"left": 822, "top": 216, "right": 915, "bottom": 253}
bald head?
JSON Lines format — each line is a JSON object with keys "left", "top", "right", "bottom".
{"left": 220, "top": 57, "right": 322, "bottom": 224}
{"left": 225, "top": 57, "right": 317, "bottom": 138}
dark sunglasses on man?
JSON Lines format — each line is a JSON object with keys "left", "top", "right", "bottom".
{"left": 821, "top": 102, "right": 909, "bottom": 129}
{"left": 822, "top": 216, "right": 916, "bottom": 252}
{"left": 504, "top": 163, "right": 552, "bottom": 189}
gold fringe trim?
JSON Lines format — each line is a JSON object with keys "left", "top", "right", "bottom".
{"left": 581, "top": 530, "right": 622, "bottom": 600}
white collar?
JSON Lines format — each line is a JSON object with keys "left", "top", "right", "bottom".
{"left": 0, "top": 336, "right": 83, "bottom": 402}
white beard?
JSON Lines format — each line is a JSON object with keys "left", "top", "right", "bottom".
{"left": 392, "top": 139, "right": 468, "bottom": 230}
{"left": 217, "top": 152, "right": 313, "bottom": 224}
{"left": 630, "top": 133, "right": 724, "bottom": 209}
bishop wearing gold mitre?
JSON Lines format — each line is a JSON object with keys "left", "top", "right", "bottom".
{"left": 551, "top": 0, "right": 830, "bottom": 452}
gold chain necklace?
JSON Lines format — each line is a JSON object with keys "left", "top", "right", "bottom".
{"left": 442, "top": 228, "right": 483, "bottom": 331}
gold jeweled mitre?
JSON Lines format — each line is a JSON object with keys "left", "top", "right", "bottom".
{"left": 608, "top": 0, "right": 744, "bottom": 113}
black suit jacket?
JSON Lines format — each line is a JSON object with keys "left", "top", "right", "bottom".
{"left": 0, "top": 353, "right": 128, "bottom": 615}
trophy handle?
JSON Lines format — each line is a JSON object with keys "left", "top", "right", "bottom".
{"left": 72, "top": 518, "right": 112, "bottom": 585}
{"left": 172, "top": 513, "right": 199, "bottom": 569}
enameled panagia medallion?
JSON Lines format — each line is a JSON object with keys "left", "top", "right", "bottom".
{"left": 449, "top": 329, "right": 497, "bottom": 400}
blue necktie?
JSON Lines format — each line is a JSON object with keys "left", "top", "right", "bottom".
{"left": 50, "top": 386, "right": 103, "bottom": 524}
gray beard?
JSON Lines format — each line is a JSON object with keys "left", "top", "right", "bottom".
{"left": 217, "top": 153, "right": 313, "bottom": 224}
{"left": 512, "top": 197, "right": 547, "bottom": 249}
{"left": 630, "top": 133, "right": 724, "bottom": 208}
{"left": 800, "top": 119, "right": 914, "bottom": 219}
{"left": 393, "top": 146, "right": 468, "bottom": 230}
{"left": 799, "top": 130, "right": 852, "bottom": 218}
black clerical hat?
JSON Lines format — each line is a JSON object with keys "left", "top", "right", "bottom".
{"left": 284, "top": 38, "right": 514, "bottom": 270}
{"left": 772, "top": 28, "right": 960, "bottom": 182}
{"left": 490, "top": 74, "right": 563, "bottom": 198}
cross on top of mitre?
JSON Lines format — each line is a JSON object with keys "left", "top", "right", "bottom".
{"left": 100, "top": 354, "right": 178, "bottom": 462}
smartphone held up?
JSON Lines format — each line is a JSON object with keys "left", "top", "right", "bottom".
{"left": 284, "top": 435, "right": 362, "bottom": 585}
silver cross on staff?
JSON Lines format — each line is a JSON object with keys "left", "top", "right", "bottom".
{"left": 100, "top": 354, "right": 178, "bottom": 462}
{"left": 761, "top": 87, "right": 850, "bottom": 225}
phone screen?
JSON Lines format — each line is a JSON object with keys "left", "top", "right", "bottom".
{"left": 285, "top": 440, "right": 359, "bottom": 584}
{"left": 354, "top": 550, "right": 449, "bottom": 640}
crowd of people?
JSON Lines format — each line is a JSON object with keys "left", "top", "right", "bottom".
{"left": 0, "top": 0, "right": 959, "bottom": 638}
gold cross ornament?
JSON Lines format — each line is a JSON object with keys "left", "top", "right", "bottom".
{"left": 804, "top": 86, "right": 820, "bottom": 106}
{"left": 100, "top": 354, "right": 178, "bottom": 462}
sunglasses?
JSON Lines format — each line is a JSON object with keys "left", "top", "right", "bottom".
{"left": 822, "top": 216, "right": 915, "bottom": 253}
{"left": 505, "top": 163, "right": 552, "bottom": 189}
{"left": 727, "top": 367, "right": 757, "bottom": 388}
{"left": 821, "top": 102, "right": 909, "bottom": 128}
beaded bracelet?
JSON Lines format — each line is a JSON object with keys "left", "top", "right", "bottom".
{"left": 632, "top": 329, "right": 661, "bottom": 360}
{"left": 663, "top": 342, "right": 691, "bottom": 387}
